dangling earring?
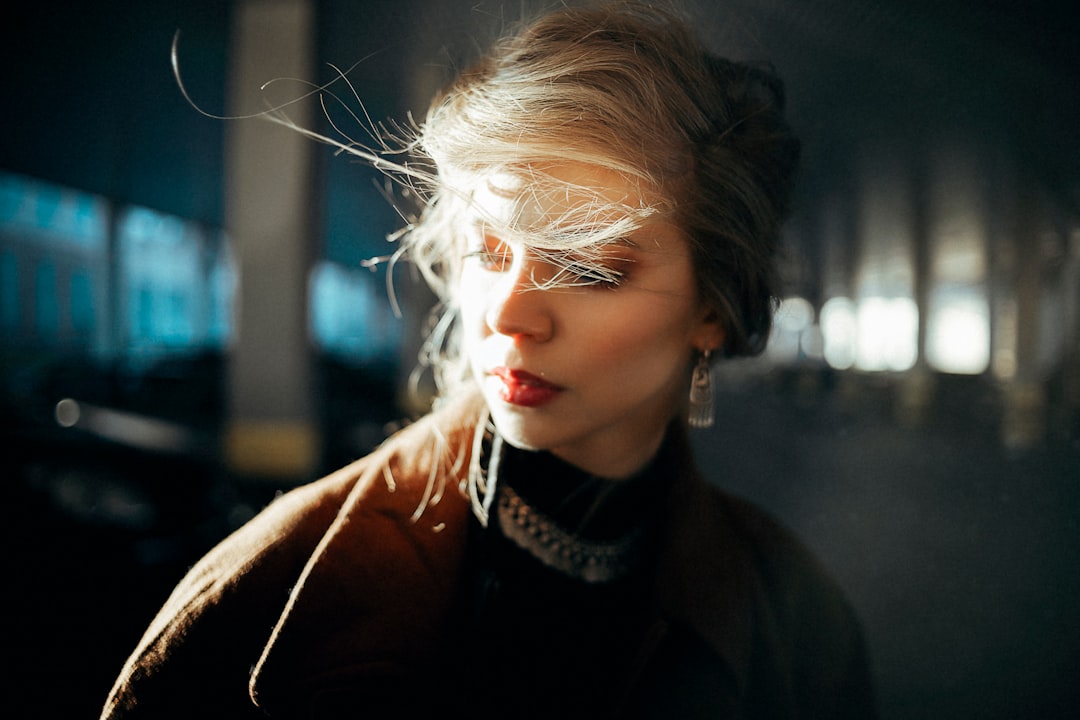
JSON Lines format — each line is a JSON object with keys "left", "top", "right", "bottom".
{"left": 688, "top": 349, "right": 714, "bottom": 429}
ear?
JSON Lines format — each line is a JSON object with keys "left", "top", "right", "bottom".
{"left": 692, "top": 308, "right": 726, "bottom": 354}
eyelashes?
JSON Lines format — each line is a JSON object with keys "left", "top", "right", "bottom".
{"left": 549, "top": 258, "right": 625, "bottom": 288}
{"left": 462, "top": 240, "right": 628, "bottom": 289}
{"left": 462, "top": 248, "right": 512, "bottom": 272}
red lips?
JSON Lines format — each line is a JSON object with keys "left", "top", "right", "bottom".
{"left": 491, "top": 367, "right": 563, "bottom": 407}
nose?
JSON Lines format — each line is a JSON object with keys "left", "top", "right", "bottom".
{"left": 485, "top": 256, "right": 554, "bottom": 342}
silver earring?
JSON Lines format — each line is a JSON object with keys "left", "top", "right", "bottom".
{"left": 688, "top": 349, "right": 714, "bottom": 429}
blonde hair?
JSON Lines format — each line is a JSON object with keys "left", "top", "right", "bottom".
{"left": 250, "top": 2, "right": 799, "bottom": 403}
{"left": 399, "top": 2, "right": 800, "bottom": 401}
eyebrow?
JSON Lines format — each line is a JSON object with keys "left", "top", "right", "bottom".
{"left": 554, "top": 231, "right": 642, "bottom": 249}
{"left": 466, "top": 218, "right": 641, "bottom": 248}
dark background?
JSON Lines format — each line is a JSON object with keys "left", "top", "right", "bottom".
{"left": 2, "top": 1, "right": 1078, "bottom": 718}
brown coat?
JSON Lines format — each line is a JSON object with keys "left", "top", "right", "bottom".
{"left": 101, "top": 393, "right": 874, "bottom": 718}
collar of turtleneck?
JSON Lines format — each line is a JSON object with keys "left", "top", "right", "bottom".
{"left": 486, "top": 429, "right": 672, "bottom": 583}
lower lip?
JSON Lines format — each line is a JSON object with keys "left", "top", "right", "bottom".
{"left": 492, "top": 370, "right": 562, "bottom": 408}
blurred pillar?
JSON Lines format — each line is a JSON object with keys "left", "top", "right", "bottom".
{"left": 896, "top": 147, "right": 934, "bottom": 428}
{"left": 1001, "top": 181, "right": 1049, "bottom": 450}
{"left": 223, "top": 0, "right": 319, "bottom": 480}
{"left": 1063, "top": 229, "right": 1080, "bottom": 434}
{"left": 817, "top": 162, "right": 863, "bottom": 406}
{"left": 103, "top": 200, "right": 122, "bottom": 361}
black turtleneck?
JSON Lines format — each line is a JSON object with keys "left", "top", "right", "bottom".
{"left": 450, "top": 429, "right": 677, "bottom": 718}
{"left": 496, "top": 436, "right": 668, "bottom": 544}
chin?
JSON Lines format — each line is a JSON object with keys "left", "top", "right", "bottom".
{"left": 485, "top": 408, "right": 549, "bottom": 453}
{"left": 497, "top": 432, "right": 542, "bottom": 452}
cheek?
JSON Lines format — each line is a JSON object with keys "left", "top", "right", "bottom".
{"left": 587, "top": 294, "right": 698, "bottom": 355}
{"left": 456, "top": 276, "right": 486, "bottom": 336}
{"left": 577, "top": 314, "right": 691, "bottom": 392}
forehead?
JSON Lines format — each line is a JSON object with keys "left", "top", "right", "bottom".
{"left": 463, "top": 163, "right": 659, "bottom": 242}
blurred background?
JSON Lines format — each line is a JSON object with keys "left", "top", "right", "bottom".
{"left": 1, "top": 0, "right": 1077, "bottom": 717}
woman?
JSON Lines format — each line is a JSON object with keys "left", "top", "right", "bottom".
{"left": 102, "top": 3, "right": 875, "bottom": 718}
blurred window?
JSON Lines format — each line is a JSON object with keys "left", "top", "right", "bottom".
{"left": 924, "top": 147, "right": 990, "bottom": 375}
{"left": 34, "top": 260, "right": 59, "bottom": 338}
{"left": 69, "top": 270, "right": 95, "bottom": 339}
{"left": 309, "top": 260, "right": 401, "bottom": 365}
{"left": 1, "top": 251, "right": 17, "bottom": 331}
{"left": 117, "top": 205, "right": 233, "bottom": 359}
{"left": 0, "top": 171, "right": 232, "bottom": 359}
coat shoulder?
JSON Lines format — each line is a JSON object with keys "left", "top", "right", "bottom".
{"left": 101, "top": 394, "right": 483, "bottom": 719}
{"left": 699, "top": 482, "right": 877, "bottom": 717}
{"left": 657, "top": 466, "right": 875, "bottom": 717}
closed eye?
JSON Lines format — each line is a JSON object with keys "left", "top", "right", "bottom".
{"left": 463, "top": 234, "right": 513, "bottom": 272}
{"left": 556, "top": 260, "right": 624, "bottom": 288}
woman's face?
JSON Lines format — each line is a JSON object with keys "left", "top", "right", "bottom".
{"left": 457, "top": 163, "right": 722, "bottom": 478}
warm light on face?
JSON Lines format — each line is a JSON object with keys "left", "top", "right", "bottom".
{"left": 455, "top": 163, "right": 720, "bottom": 478}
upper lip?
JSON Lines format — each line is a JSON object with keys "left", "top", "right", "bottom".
{"left": 491, "top": 366, "right": 562, "bottom": 389}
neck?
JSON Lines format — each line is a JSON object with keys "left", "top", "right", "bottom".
{"left": 545, "top": 424, "right": 670, "bottom": 480}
